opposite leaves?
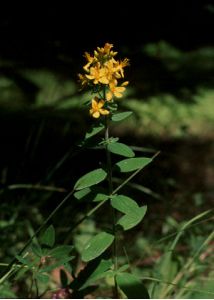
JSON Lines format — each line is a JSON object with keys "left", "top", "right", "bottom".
{"left": 111, "top": 195, "right": 147, "bottom": 230}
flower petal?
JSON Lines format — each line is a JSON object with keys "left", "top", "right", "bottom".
{"left": 97, "top": 100, "right": 105, "bottom": 109}
{"left": 106, "top": 91, "right": 113, "bottom": 101}
{"left": 91, "top": 99, "right": 98, "bottom": 109}
{"left": 100, "top": 109, "right": 110, "bottom": 115}
{"left": 114, "top": 91, "right": 123, "bottom": 98}
{"left": 92, "top": 111, "right": 100, "bottom": 118}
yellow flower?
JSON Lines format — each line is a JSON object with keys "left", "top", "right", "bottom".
{"left": 114, "top": 58, "right": 130, "bottom": 78}
{"left": 86, "top": 63, "right": 109, "bottom": 84}
{"left": 90, "top": 97, "right": 110, "bottom": 118}
{"left": 106, "top": 81, "right": 129, "bottom": 101}
{"left": 102, "top": 59, "right": 116, "bottom": 83}
{"left": 96, "top": 43, "right": 117, "bottom": 57}
{"left": 78, "top": 73, "right": 88, "bottom": 87}
{"left": 79, "top": 43, "right": 129, "bottom": 93}
{"left": 83, "top": 52, "right": 95, "bottom": 72}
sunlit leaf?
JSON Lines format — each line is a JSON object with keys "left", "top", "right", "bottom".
{"left": 74, "top": 188, "right": 91, "bottom": 200}
{"left": 115, "top": 157, "right": 152, "bottom": 172}
{"left": 111, "top": 195, "right": 139, "bottom": 214}
{"left": 82, "top": 232, "right": 114, "bottom": 262}
{"left": 111, "top": 195, "right": 147, "bottom": 230}
{"left": 112, "top": 111, "right": 133, "bottom": 122}
{"left": 117, "top": 206, "right": 147, "bottom": 230}
{"left": 74, "top": 169, "right": 107, "bottom": 191}
{"left": 107, "top": 142, "right": 135, "bottom": 158}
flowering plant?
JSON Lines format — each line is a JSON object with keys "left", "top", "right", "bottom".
{"left": 74, "top": 43, "right": 158, "bottom": 298}
{"left": 0, "top": 43, "right": 159, "bottom": 299}
{"left": 78, "top": 43, "right": 129, "bottom": 118}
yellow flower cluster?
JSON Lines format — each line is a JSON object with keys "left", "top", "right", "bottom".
{"left": 78, "top": 43, "right": 129, "bottom": 118}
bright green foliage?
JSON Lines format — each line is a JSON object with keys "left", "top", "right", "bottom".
{"left": 107, "top": 142, "right": 135, "bottom": 157}
{"left": 111, "top": 195, "right": 147, "bottom": 230}
{"left": 115, "top": 157, "right": 152, "bottom": 172}
{"left": 111, "top": 111, "right": 133, "bottom": 122}
{"left": 74, "top": 168, "right": 107, "bottom": 190}
{"left": 82, "top": 232, "right": 115, "bottom": 262}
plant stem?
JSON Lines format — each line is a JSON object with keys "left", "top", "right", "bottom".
{"left": 104, "top": 116, "right": 119, "bottom": 298}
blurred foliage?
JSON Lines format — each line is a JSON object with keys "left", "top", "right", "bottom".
{"left": 0, "top": 42, "right": 214, "bottom": 138}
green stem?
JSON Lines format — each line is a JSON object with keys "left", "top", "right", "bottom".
{"left": 104, "top": 116, "right": 118, "bottom": 298}
{"left": 7, "top": 184, "right": 66, "bottom": 193}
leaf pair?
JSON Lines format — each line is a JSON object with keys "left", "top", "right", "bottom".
{"left": 111, "top": 195, "right": 147, "bottom": 230}
{"left": 74, "top": 156, "right": 152, "bottom": 191}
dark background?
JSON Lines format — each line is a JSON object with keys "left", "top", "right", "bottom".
{"left": 0, "top": 0, "right": 213, "bottom": 66}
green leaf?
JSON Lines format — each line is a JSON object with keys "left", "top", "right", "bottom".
{"left": 31, "top": 243, "right": 43, "bottom": 257}
{"left": 41, "top": 256, "right": 74, "bottom": 272}
{"left": 116, "top": 272, "right": 150, "bottom": 299}
{"left": 63, "top": 262, "right": 72, "bottom": 274}
{"left": 80, "top": 259, "right": 113, "bottom": 290}
{"left": 35, "top": 273, "right": 49, "bottom": 284}
{"left": 82, "top": 232, "right": 114, "bottom": 262}
{"left": 115, "top": 157, "right": 152, "bottom": 173}
{"left": 40, "top": 225, "right": 55, "bottom": 248}
{"left": 74, "top": 188, "right": 91, "bottom": 200}
{"left": 93, "top": 193, "right": 109, "bottom": 202}
{"left": 14, "top": 265, "right": 29, "bottom": 280}
{"left": 74, "top": 187, "right": 109, "bottom": 202}
{"left": 117, "top": 206, "right": 147, "bottom": 230}
{"left": 49, "top": 245, "right": 74, "bottom": 258}
{"left": 74, "top": 168, "right": 107, "bottom": 191}
{"left": 111, "top": 195, "right": 139, "bottom": 214}
{"left": 112, "top": 111, "right": 133, "bottom": 122}
{"left": 85, "top": 124, "right": 104, "bottom": 139}
{"left": 118, "top": 264, "right": 130, "bottom": 272}
{"left": 111, "top": 195, "right": 147, "bottom": 230}
{"left": 15, "top": 255, "right": 33, "bottom": 267}
{"left": 107, "top": 142, "right": 135, "bottom": 158}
